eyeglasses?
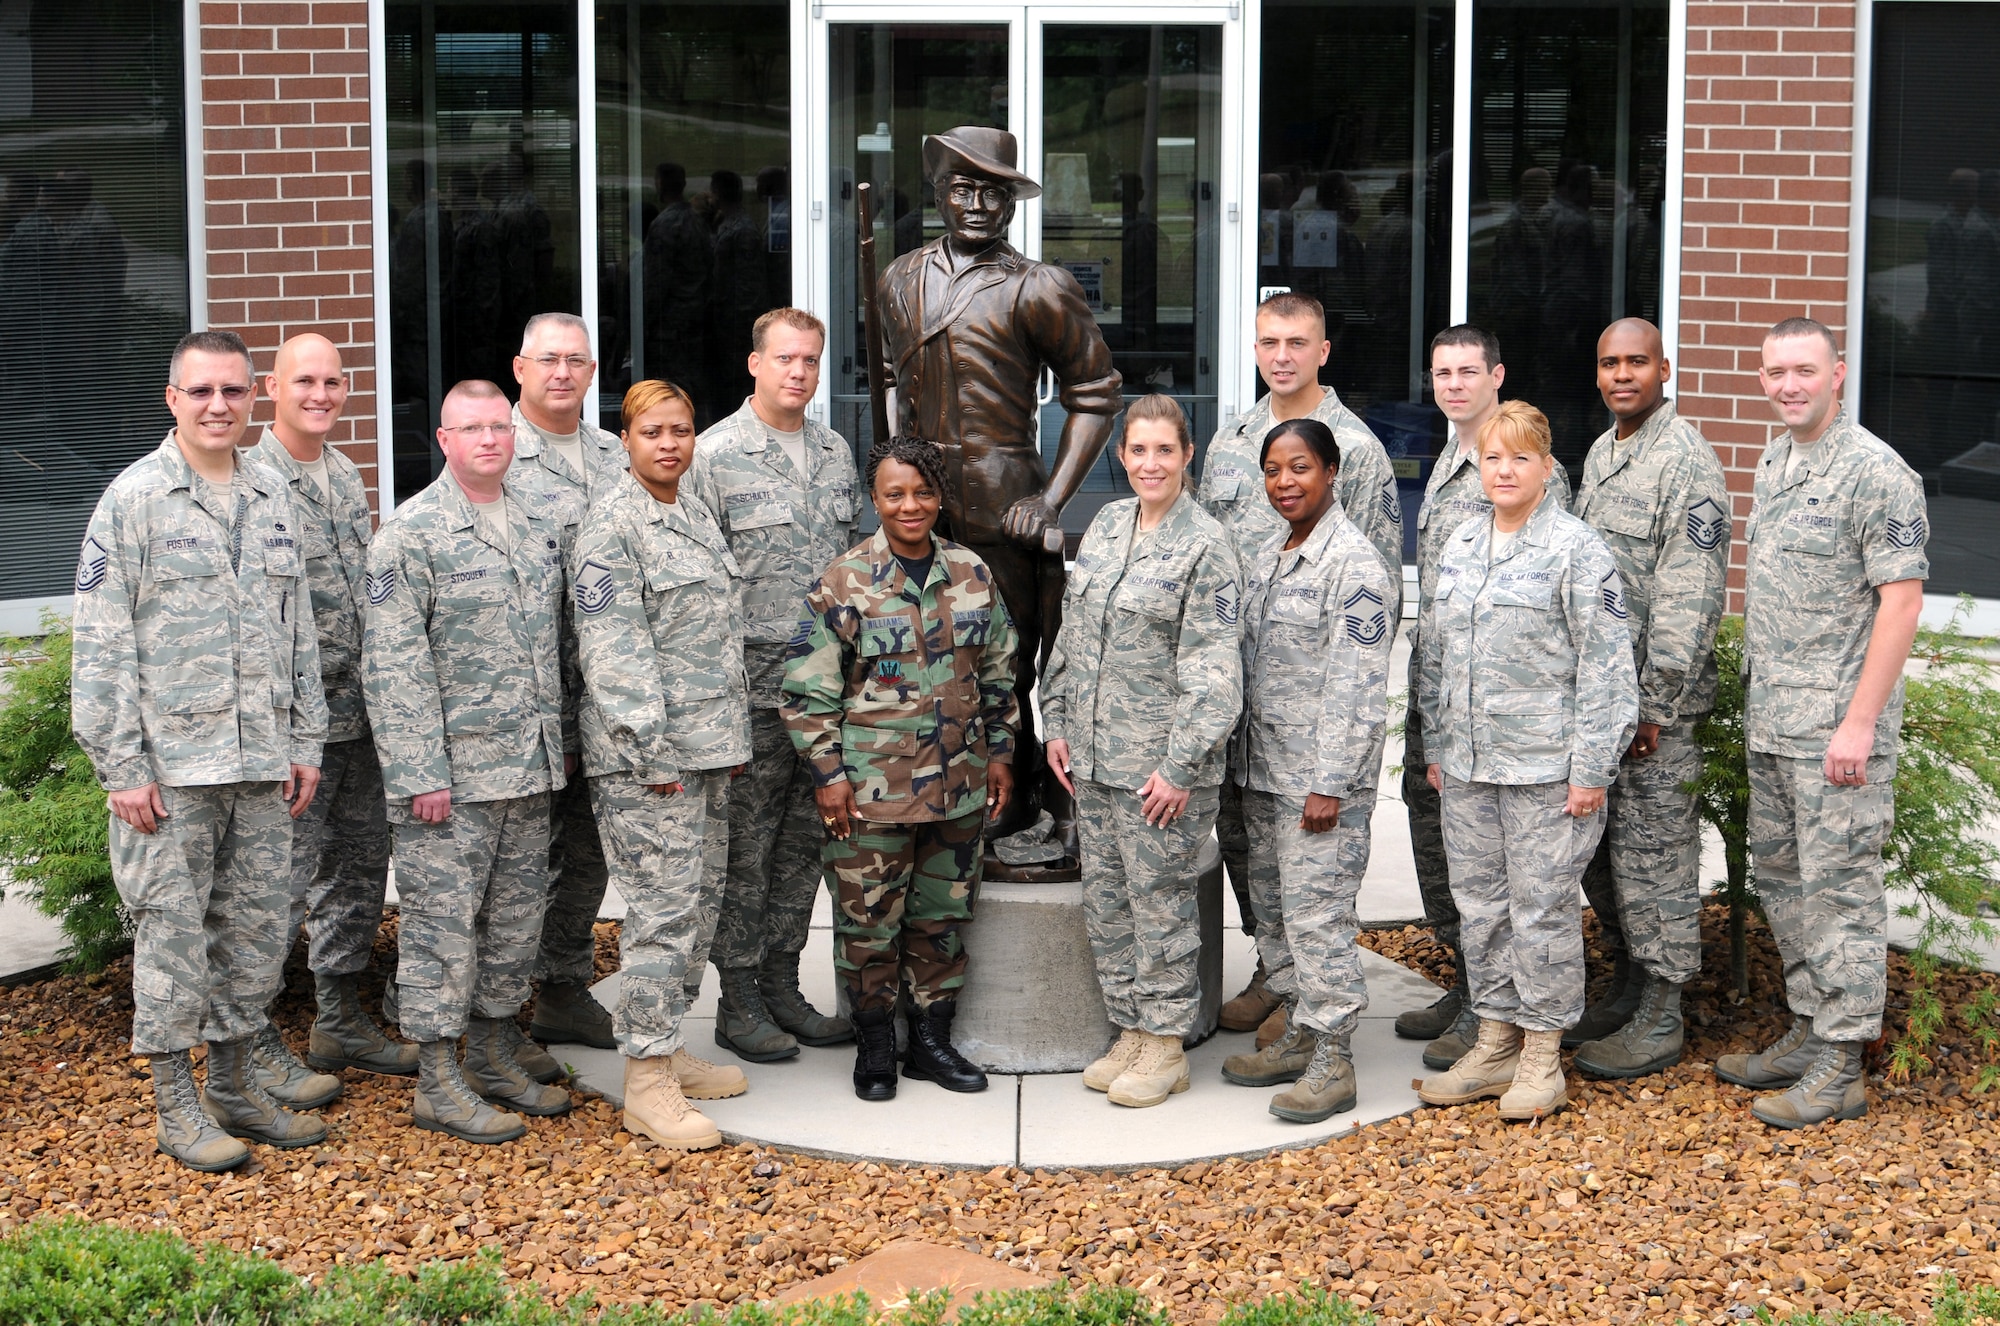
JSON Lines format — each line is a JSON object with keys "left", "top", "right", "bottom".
{"left": 443, "top": 424, "right": 517, "bottom": 439}
{"left": 173, "top": 384, "right": 253, "bottom": 403}
{"left": 522, "top": 354, "right": 593, "bottom": 371}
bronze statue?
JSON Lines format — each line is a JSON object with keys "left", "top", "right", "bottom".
{"left": 876, "top": 126, "right": 1123, "bottom": 875}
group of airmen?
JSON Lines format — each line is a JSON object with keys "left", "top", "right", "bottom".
{"left": 68, "top": 281, "right": 1926, "bottom": 1173}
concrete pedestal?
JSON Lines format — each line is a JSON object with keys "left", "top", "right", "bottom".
{"left": 954, "top": 839, "right": 1225, "bottom": 1073}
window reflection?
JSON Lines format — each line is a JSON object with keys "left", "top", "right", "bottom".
{"left": 0, "top": 0, "right": 186, "bottom": 601}
{"left": 386, "top": 0, "right": 581, "bottom": 504}
{"left": 1863, "top": 2, "right": 2000, "bottom": 598}
{"left": 1467, "top": 0, "right": 1667, "bottom": 470}
{"left": 596, "top": 0, "right": 791, "bottom": 432}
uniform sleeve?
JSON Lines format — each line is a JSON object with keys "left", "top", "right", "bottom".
{"left": 1854, "top": 456, "right": 1931, "bottom": 589}
{"left": 1337, "top": 430, "right": 1407, "bottom": 623}
{"left": 779, "top": 581, "right": 857, "bottom": 785}
{"left": 1549, "top": 458, "right": 1575, "bottom": 511}
{"left": 1160, "top": 538, "right": 1244, "bottom": 789}
{"left": 1415, "top": 564, "right": 1446, "bottom": 762}
{"left": 68, "top": 493, "right": 151, "bottom": 792}
{"left": 683, "top": 447, "right": 723, "bottom": 530}
{"left": 1565, "top": 539, "right": 1640, "bottom": 788}
{"left": 1195, "top": 419, "right": 1243, "bottom": 522}
{"left": 977, "top": 593, "right": 1021, "bottom": 764}
{"left": 551, "top": 495, "right": 586, "bottom": 758}
{"left": 1038, "top": 595, "right": 1076, "bottom": 746}
{"left": 272, "top": 490, "right": 329, "bottom": 769}
{"left": 361, "top": 527, "right": 451, "bottom": 799}
{"left": 1638, "top": 444, "right": 1731, "bottom": 726}
{"left": 1311, "top": 553, "right": 1393, "bottom": 799}
{"left": 575, "top": 519, "right": 679, "bottom": 786}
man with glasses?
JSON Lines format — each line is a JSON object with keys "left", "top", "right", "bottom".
{"left": 685, "top": 306, "right": 858, "bottom": 1063}
{"left": 246, "top": 334, "right": 416, "bottom": 1083}
{"left": 364, "top": 378, "right": 575, "bottom": 1143}
{"left": 505, "top": 312, "right": 628, "bottom": 1066}
{"left": 71, "top": 329, "right": 332, "bottom": 1171}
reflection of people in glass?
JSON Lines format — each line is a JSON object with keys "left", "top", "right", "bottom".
{"left": 1117, "top": 173, "right": 1160, "bottom": 350}
{"left": 1491, "top": 167, "right": 1552, "bottom": 407}
{"left": 447, "top": 166, "right": 507, "bottom": 388}
{"left": 1539, "top": 162, "right": 1606, "bottom": 457}
{"left": 709, "top": 169, "right": 766, "bottom": 409}
{"left": 644, "top": 163, "right": 715, "bottom": 426}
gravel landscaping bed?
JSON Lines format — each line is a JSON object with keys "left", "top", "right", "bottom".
{"left": 1, "top": 905, "right": 1997, "bottom": 1325}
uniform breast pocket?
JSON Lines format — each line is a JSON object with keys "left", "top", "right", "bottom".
{"left": 144, "top": 681, "right": 238, "bottom": 765}
{"left": 951, "top": 606, "right": 994, "bottom": 649}
{"left": 1777, "top": 513, "right": 1841, "bottom": 557}
{"left": 725, "top": 498, "right": 796, "bottom": 536}
{"left": 829, "top": 487, "right": 857, "bottom": 522}
{"left": 855, "top": 617, "right": 920, "bottom": 707}
{"left": 1212, "top": 472, "right": 1251, "bottom": 503}
{"left": 1594, "top": 502, "right": 1654, "bottom": 541}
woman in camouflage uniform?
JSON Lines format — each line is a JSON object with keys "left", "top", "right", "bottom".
{"left": 781, "top": 436, "right": 1021, "bottom": 1102}
{"left": 573, "top": 381, "right": 753, "bottom": 1151}
{"left": 1415, "top": 401, "right": 1638, "bottom": 1121}
{"left": 1042, "top": 394, "right": 1244, "bottom": 1110}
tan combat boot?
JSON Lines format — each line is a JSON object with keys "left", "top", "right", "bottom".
{"left": 1417, "top": 1019, "right": 1522, "bottom": 1106}
{"left": 204, "top": 1038, "right": 329, "bottom": 1148}
{"left": 624, "top": 1056, "right": 722, "bottom": 1151}
{"left": 1750, "top": 1041, "right": 1867, "bottom": 1129}
{"left": 250, "top": 1024, "right": 344, "bottom": 1109}
{"left": 1219, "top": 959, "right": 1281, "bottom": 1032}
{"left": 669, "top": 1045, "right": 748, "bottom": 1099}
{"left": 309, "top": 972, "right": 419, "bottom": 1077}
{"left": 463, "top": 1018, "right": 573, "bottom": 1117}
{"left": 1270, "top": 1032, "right": 1357, "bottom": 1123}
{"left": 1107, "top": 1031, "right": 1190, "bottom": 1108}
{"left": 1083, "top": 1028, "right": 1147, "bottom": 1093}
{"left": 1714, "top": 1016, "right": 1822, "bottom": 1089}
{"left": 413, "top": 1040, "right": 526, "bottom": 1144}
{"left": 1497, "top": 1029, "right": 1568, "bottom": 1120}
{"left": 149, "top": 1050, "right": 249, "bottom": 1173}
{"left": 1254, "top": 1002, "right": 1287, "bottom": 1049}
{"left": 1222, "top": 1021, "right": 1314, "bottom": 1086}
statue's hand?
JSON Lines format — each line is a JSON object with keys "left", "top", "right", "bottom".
{"left": 1002, "top": 494, "right": 1058, "bottom": 547}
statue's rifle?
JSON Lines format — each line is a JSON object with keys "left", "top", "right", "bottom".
{"left": 855, "top": 182, "right": 892, "bottom": 451}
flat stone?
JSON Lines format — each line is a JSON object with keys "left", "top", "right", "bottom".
{"left": 769, "top": 1237, "right": 1048, "bottom": 1310}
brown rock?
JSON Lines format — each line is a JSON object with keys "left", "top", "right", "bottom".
{"left": 771, "top": 1238, "right": 1049, "bottom": 1313}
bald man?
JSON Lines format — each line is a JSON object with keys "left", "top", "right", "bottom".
{"left": 247, "top": 336, "right": 417, "bottom": 1083}
{"left": 1565, "top": 319, "right": 1730, "bottom": 1081}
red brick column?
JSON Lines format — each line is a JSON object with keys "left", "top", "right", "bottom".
{"left": 198, "top": 1, "right": 381, "bottom": 507}
{"left": 1676, "top": 0, "right": 1859, "bottom": 605}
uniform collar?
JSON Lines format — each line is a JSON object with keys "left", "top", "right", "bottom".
{"left": 1455, "top": 487, "right": 1562, "bottom": 559}
{"left": 248, "top": 427, "right": 333, "bottom": 506}
{"left": 727, "top": 398, "right": 830, "bottom": 454}
{"left": 866, "top": 526, "right": 948, "bottom": 594}
{"left": 512, "top": 402, "right": 613, "bottom": 471}
{"left": 1593, "top": 399, "right": 1680, "bottom": 477}
{"left": 156, "top": 429, "right": 276, "bottom": 497}
{"left": 1234, "top": 384, "right": 1347, "bottom": 439}
{"left": 1769, "top": 407, "right": 1851, "bottom": 486}
{"left": 1272, "top": 499, "right": 1354, "bottom": 568}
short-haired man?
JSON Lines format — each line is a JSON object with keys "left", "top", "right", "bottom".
{"left": 1198, "top": 291, "right": 1405, "bottom": 1040}
{"left": 685, "top": 306, "right": 860, "bottom": 1061}
{"left": 364, "top": 379, "right": 575, "bottom": 1142}
{"left": 505, "top": 311, "right": 627, "bottom": 1062}
{"left": 1397, "top": 325, "right": 1573, "bottom": 1068}
{"left": 1565, "top": 319, "right": 1729, "bottom": 1081}
{"left": 71, "top": 329, "right": 331, "bottom": 1171}
{"left": 1716, "top": 318, "right": 1927, "bottom": 1128}
{"left": 247, "top": 334, "right": 417, "bottom": 1082}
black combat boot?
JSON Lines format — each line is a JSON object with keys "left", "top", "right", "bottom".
{"left": 852, "top": 1006, "right": 899, "bottom": 1102}
{"left": 902, "top": 999, "right": 988, "bottom": 1093}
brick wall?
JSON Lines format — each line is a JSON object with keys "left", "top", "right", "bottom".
{"left": 198, "top": 1, "right": 380, "bottom": 506}
{"left": 1677, "top": 1, "right": 1860, "bottom": 602}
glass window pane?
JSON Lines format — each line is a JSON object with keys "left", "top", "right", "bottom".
{"left": 0, "top": 0, "right": 187, "bottom": 601}
{"left": 386, "top": 0, "right": 580, "bottom": 505}
{"left": 1862, "top": 1, "right": 2000, "bottom": 599}
{"left": 1467, "top": 0, "right": 1668, "bottom": 471}
{"left": 1042, "top": 23, "right": 1223, "bottom": 526}
{"left": 1259, "top": 0, "right": 1454, "bottom": 554}
{"left": 595, "top": 0, "right": 791, "bottom": 433}
{"left": 828, "top": 23, "right": 1010, "bottom": 464}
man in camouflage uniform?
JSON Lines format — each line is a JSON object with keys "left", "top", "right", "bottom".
{"left": 573, "top": 388, "right": 752, "bottom": 1150}
{"left": 686, "top": 307, "right": 859, "bottom": 1062}
{"left": 782, "top": 439, "right": 1021, "bottom": 1101}
{"left": 1414, "top": 411, "right": 1637, "bottom": 1120}
{"left": 1716, "top": 318, "right": 1928, "bottom": 1129}
{"left": 1196, "top": 292, "right": 1404, "bottom": 1040}
{"left": 72, "top": 329, "right": 332, "bottom": 1172}
{"left": 246, "top": 334, "right": 416, "bottom": 1083}
{"left": 364, "top": 378, "right": 575, "bottom": 1143}
{"left": 1401, "top": 325, "right": 1573, "bottom": 1071}
{"left": 505, "top": 311, "right": 626, "bottom": 1056}
{"left": 1567, "top": 319, "right": 1729, "bottom": 1079}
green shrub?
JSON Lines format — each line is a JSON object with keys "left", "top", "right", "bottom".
{"left": 0, "top": 618, "right": 126, "bottom": 972}
{"left": 1692, "top": 600, "right": 2000, "bottom": 1083}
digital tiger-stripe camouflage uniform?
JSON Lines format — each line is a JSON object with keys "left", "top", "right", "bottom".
{"left": 1399, "top": 432, "right": 1572, "bottom": 1053}
{"left": 244, "top": 429, "right": 414, "bottom": 1078}
{"left": 1040, "top": 492, "right": 1242, "bottom": 1049}
{"left": 572, "top": 471, "right": 751, "bottom": 1063}
{"left": 71, "top": 432, "right": 328, "bottom": 1164}
{"left": 362, "top": 470, "right": 573, "bottom": 1128}
{"left": 685, "top": 398, "right": 860, "bottom": 1056}
{"left": 1197, "top": 388, "right": 1405, "bottom": 957}
{"left": 1718, "top": 407, "right": 1928, "bottom": 1125}
{"left": 781, "top": 530, "right": 1020, "bottom": 1013}
{"left": 505, "top": 402, "right": 627, "bottom": 1042}
{"left": 1217, "top": 503, "right": 1397, "bottom": 1119}
{"left": 1416, "top": 495, "right": 1637, "bottom": 1038}
{"left": 1566, "top": 400, "right": 1729, "bottom": 1078}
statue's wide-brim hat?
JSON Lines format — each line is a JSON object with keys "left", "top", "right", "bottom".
{"left": 923, "top": 126, "right": 1042, "bottom": 201}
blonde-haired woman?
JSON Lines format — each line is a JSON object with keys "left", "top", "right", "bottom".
{"left": 1416, "top": 400, "right": 1638, "bottom": 1120}
{"left": 573, "top": 380, "right": 752, "bottom": 1151}
{"left": 1043, "top": 394, "right": 1243, "bottom": 1109}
